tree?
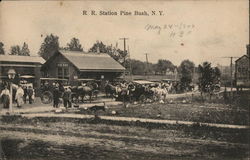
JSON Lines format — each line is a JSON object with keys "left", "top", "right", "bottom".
{"left": 178, "top": 60, "right": 195, "bottom": 91}
{"left": 38, "top": 34, "right": 59, "bottom": 60}
{"left": 89, "top": 41, "right": 128, "bottom": 65}
{"left": 198, "top": 61, "right": 221, "bottom": 93}
{"left": 155, "top": 59, "right": 175, "bottom": 75}
{"left": 10, "top": 45, "right": 21, "bottom": 55}
{"left": 212, "top": 67, "right": 221, "bottom": 84}
{"left": 20, "top": 42, "right": 30, "bottom": 56}
{"left": 0, "top": 42, "right": 5, "bottom": 55}
{"left": 89, "top": 41, "right": 107, "bottom": 53}
{"left": 66, "top": 38, "right": 83, "bottom": 51}
{"left": 124, "top": 59, "right": 146, "bottom": 75}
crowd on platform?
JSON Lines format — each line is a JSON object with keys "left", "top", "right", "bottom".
{"left": 0, "top": 83, "right": 34, "bottom": 109}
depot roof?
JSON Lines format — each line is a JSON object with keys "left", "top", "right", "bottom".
{"left": 43, "top": 50, "right": 125, "bottom": 72}
{"left": 0, "top": 55, "right": 45, "bottom": 64}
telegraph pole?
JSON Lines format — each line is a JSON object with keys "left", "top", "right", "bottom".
{"left": 220, "top": 56, "right": 239, "bottom": 95}
{"left": 127, "top": 46, "right": 132, "bottom": 80}
{"left": 119, "top": 38, "right": 129, "bottom": 62}
{"left": 230, "top": 57, "right": 233, "bottom": 93}
{"left": 119, "top": 38, "right": 129, "bottom": 79}
{"left": 145, "top": 53, "right": 149, "bottom": 80}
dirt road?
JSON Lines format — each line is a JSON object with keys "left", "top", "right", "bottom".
{"left": 0, "top": 120, "right": 249, "bottom": 160}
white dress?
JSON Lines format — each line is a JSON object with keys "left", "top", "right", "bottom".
{"left": 15, "top": 87, "right": 24, "bottom": 106}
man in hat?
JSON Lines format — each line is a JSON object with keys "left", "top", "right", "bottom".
{"left": 53, "top": 87, "right": 60, "bottom": 108}
{"left": 27, "top": 86, "right": 34, "bottom": 104}
{"left": 62, "top": 87, "right": 72, "bottom": 108}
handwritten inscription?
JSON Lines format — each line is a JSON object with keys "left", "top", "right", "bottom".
{"left": 145, "top": 23, "right": 195, "bottom": 37}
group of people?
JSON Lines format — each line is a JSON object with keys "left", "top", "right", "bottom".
{"left": 105, "top": 80, "right": 173, "bottom": 102}
{"left": 0, "top": 84, "right": 34, "bottom": 109}
{"left": 52, "top": 82, "right": 72, "bottom": 108}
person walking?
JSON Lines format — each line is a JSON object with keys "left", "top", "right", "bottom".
{"left": 0, "top": 86, "right": 10, "bottom": 109}
{"left": 62, "top": 87, "right": 72, "bottom": 108}
{"left": 15, "top": 85, "right": 24, "bottom": 108}
{"left": 53, "top": 87, "right": 60, "bottom": 108}
{"left": 27, "top": 86, "right": 34, "bottom": 104}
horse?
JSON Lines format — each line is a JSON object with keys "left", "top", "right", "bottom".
{"left": 71, "top": 82, "right": 99, "bottom": 103}
{"left": 104, "top": 83, "right": 118, "bottom": 99}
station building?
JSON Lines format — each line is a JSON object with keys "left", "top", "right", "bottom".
{"left": 41, "top": 50, "right": 125, "bottom": 85}
{"left": 0, "top": 54, "right": 45, "bottom": 89}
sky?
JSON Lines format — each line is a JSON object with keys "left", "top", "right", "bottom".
{"left": 0, "top": 0, "right": 249, "bottom": 66}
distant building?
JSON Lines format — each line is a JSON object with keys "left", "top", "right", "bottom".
{"left": 41, "top": 50, "right": 125, "bottom": 85}
{"left": 216, "top": 64, "right": 235, "bottom": 86}
{"left": 235, "top": 45, "right": 250, "bottom": 87}
{"left": 0, "top": 55, "right": 45, "bottom": 88}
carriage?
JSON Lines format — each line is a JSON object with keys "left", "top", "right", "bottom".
{"left": 131, "top": 80, "right": 157, "bottom": 102}
{"left": 70, "top": 79, "right": 100, "bottom": 103}
{"left": 114, "top": 80, "right": 156, "bottom": 103}
{"left": 40, "top": 78, "right": 99, "bottom": 104}
{"left": 40, "top": 78, "right": 68, "bottom": 104}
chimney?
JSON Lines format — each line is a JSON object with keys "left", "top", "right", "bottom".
{"left": 247, "top": 44, "right": 250, "bottom": 56}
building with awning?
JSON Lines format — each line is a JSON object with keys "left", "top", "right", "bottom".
{"left": 41, "top": 50, "right": 125, "bottom": 85}
{"left": 0, "top": 55, "right": 45, "bottom": 88}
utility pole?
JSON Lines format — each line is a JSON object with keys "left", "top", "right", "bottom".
{"left": 119, "top": 38, "right": 129, "bottom": 63}
{"left": 220, "top": 56, "right": 239, "bottom": 95}
{"left": 230, "top": 57, "right": 233, "bottom": 93}
{"left": 127, "top": 46, "right": 132, "bottom": 80}
{"left": 145, "top": 53, "right": 149, "bottom": 80}
{"left": 119, "top": 38, "right": 129, "bottom": 79}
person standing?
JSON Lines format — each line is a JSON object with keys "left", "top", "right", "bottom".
{"left": 23, "top": 86, "right": 28, "bottom": 104}
{"left": 62, "top": 87, "right": 72, "bottom": 108}
{"left": 53, "top": 87, "right": 60, "bottom": 108}
{"left": 0, "top": 86, "right": 10, "bottom": 109}
{"left": 27, "top": 86, "right": 34, "bottom": 104}
{"left": 15, "top": 85, "right": 24, "bottom": 108}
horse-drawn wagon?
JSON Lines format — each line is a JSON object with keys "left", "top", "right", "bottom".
{"left": 70, "top": 79, "right": 99, "bottom": 103}
{"left": 39, "top": 78, "right": 100, "bottom": 104}
{"left": 131, "top": 80, "right": 156, "bottom": 102}
{"left": 106, "top": 80, "right": 156, "bottom": 103}
{"left": 40, "top": 78, "right": 68, "bottom": 104}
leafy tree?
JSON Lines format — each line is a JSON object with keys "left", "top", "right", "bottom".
{"left": 10, "top": 45, "right": 21, "bottom": 55}
{"left": 66, "top": 38, "right": 83, "bottom": 51}
{"left": 198, "top": 62, "right": 221, "bottom": 92}
{"left": 178, "top": 60, "right": 195, "bottom": 91}
{"left": 0, "top": 42, "right": 5, "bottom": 55}
{"left": 124, "top": 59, "right": 145, "bottom": 75}
{"left": 89, "top": 41, "right": 107, "bottom": 53}
{"left": 89, "top": 41, "right": 128, "bottom": 65}
{"left": 155, "top": 59, "right": 175, "bottom": 75}
{"left": 38, "top": 34, "right": 59, "bottom": 60}
{"left": 212, "top": 67, "right": 221, "bottom": 84}
{"left": 20, "top": 42, "right": 30, "bottom": 56}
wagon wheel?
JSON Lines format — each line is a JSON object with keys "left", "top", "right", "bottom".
{"left": 139, "top": 94, "right": 146, "bottom": 103}
{"left": 41, "top": 91, "right": 53, "bottom": 104}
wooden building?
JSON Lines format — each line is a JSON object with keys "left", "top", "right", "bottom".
{"left": 41, "top": 50, "right": 125, "bottom": 85}
{"left": 235, "top": 44, "right": 250, "bottom": 87}
{"left": 0, "top": 55, "right": 45, "bottom": 88}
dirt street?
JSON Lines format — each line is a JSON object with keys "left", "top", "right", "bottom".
{"left": 0, "top": 118, "right": 249, "bottom": 160}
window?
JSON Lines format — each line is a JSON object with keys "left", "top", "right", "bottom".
{"left": 57, "top": 63, "right": 69, "bottom": 79}
{"left": 238, "top": 67, "right": 241, "bottom": 73}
